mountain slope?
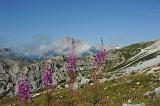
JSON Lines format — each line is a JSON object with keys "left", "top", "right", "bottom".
{"left": 106, "top": 40, "right": 159, "bottom": 73}
{"left": 1, "top": 39, "right": 160, "bottom": 106}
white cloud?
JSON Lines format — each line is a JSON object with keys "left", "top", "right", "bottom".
{"left": 13, "top": 36, "right": 93, "bottom": 57}
{"left": 75, "top": 42, "right": 92, "bottom": 55}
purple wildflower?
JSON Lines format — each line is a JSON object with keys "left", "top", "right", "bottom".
{"left": 67, "top": 53, "right": 76, "bottom": 72}
{"left": 42, "top": 66, "right": 53, "bottom": 88}
{"left": 17, "top": 79, "right": 32, "bottom": 103}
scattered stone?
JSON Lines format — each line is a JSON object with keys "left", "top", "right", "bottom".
{"left": 154, "top": 87, "right": 160, "bottom": 95}
{"left": 137, "top": 82, "right": 140, "bottom": 85}
{"left": 128, "top": 99, "right": 132, "bottom": 103}
{"left": 122, "top": 103, "right": 145, "bottom": 106}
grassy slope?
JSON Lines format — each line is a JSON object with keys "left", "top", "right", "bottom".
{"left": 1, "top": 72, "right": 160, "bottom": 106}
{"left": 107, "top": 41, "right": 155, "bottom": 72}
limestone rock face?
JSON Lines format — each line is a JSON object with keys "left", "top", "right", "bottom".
{"left": 0, "top": 56, "right": 93, "bottom": 98}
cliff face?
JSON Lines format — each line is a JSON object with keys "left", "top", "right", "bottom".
{"left": 0, "top": 62, "right": 15, "bottom": 98}
{"left": 0, "top": 56, "right": 93, "bottom": 98}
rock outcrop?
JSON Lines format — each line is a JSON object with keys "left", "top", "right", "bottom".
{"left": 0, "top": 56, "right": 93, "bottom": 98}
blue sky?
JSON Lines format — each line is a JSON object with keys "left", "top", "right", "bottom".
{"left": 0, "top": 0, "right": 160, "bottom": 47}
